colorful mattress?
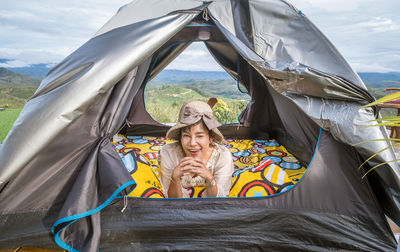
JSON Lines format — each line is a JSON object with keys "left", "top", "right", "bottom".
{"left": 111, "top": 135, "right": 307, "bottom": 198}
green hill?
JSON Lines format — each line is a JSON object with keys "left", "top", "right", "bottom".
{"left": 148, "top": 79, "right": 250, "bottom": 100}
{"left": 359, "top": 72, "right": 400, "bottom": 88}
{"left": 0, "top": 86, "right": 38, "bottom": 108}
{"left": 0, "top": 68, "right": 39, "bottom": 108}
{"left": 145, "top": 85, "right": 205, "bottom": 123}
{"left": 0, "top": 67, "right": 40, "bottom": 86}
{"left": 144, "top": 85, "right": 247, "bottom": 124}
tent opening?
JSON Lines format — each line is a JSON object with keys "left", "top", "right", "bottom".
{"left": 113, "top": 19, "right": 319, "bottom": 199}
{"left": 143, "top": 42, "right": 250, "bottom": 125}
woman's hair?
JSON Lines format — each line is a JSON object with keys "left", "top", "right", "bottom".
{"left": 179, "top": 120, "right": 217, "bottom": 143}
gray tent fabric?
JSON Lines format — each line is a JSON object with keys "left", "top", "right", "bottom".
{"left": 0, "top": 0, "right": 399, "bottom": 251}
{"left": 0, "top": 3, "right": 204, "bottom": 250}
{"left": 0, "top": 2, "right": 205, "bottom": 186}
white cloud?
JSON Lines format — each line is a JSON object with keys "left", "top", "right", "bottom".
{"left": 356, "top": 17, "right": 400, "bottom": 33}
{"left": 0, "top": 47, "right": 73, "bottom": 65}
{"left": 0, "top": 0, "right": 130, "bottom": 65}
{"left": 289, "top": 0, "right": 370, "bottom": 13}
{"left": 0, "top": 60, "right": 29, "bottom": 68}
{"left": 350, "top": 63, "right": 397, "bottom": 73}
{"left": 180, "top": 47, "right": 208, "bottom": 57}
{"left": 287, "top": 0, "right": 400, "bottom": 72}
{"left": 166, "top": 43, "right": 224, "bottom": 71}
{"left": 0, "top": 0, "right": 399, "bottom": 73}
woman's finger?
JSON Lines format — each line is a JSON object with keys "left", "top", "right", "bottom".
{"left": 186, "top": 157, "right": 204, "bottom": 166}
{"left": 180, "top": 160, "right": 204, "bottom": 171}
{"left": 179, "top": 158, "right": 197, "bottom": 167}
{"left": 181, "top": 164, "right": 200, "bottom": 173}
{"left": 180, "top": 165, "right": 193, "bottom": 172}
{"left": 181, "top": 157, "right": 196, "bottom": 163}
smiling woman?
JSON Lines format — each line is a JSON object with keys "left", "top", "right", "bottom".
{"left": 159, "top": 100, "right": 234, "bottom": 198}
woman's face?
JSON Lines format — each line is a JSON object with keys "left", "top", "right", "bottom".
{"left": 180, "top": 122, "right": 211, "bottom": 160}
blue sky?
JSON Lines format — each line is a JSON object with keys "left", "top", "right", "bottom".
{"left": 0, "top": 0, "right": 399, "bottom": 72}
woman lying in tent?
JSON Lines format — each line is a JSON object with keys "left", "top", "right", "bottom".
{"left": 159, "top": 100, "right": 234, "bottom": 198}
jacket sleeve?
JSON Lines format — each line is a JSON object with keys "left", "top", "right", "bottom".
{"left": 159, "top": 144, "right": 176, "bottom": 197}
{"left": 213, "top": 146, "right": 234, "bottom": 197}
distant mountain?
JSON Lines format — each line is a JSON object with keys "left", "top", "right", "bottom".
{"left": 2, "top": 59, "right": 400, "bottom": 89}
{"left": 358, "top": 72, "right": 400, "bottom": 88}
{"left": 151, "top": 70, "right": 400, "bottom": 89}
{"left": 8, "top": 64, "right": 52, "bottom": 80}
{"left": 0, "top": 59, "right": 52, "bottom": 79}
{"left": 0, "top": 67, "right": 40, "bottom": 87}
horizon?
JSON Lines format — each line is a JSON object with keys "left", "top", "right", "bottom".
{"left": 2, "top": 63, "right": 400, "bottom": 75}
{"left": 3, "top": 63, "right": 400, "bottom": 75}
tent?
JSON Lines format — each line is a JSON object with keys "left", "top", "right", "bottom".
{"left": 0, "top": 0, "right": 399, "bottom": 251}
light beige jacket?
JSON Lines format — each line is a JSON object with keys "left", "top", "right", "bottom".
{"left": 159, "top": 142, "right": 234, "bottom": 198}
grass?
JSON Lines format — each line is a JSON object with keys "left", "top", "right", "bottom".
{"left": 368, "top": 87, "right": 397, "bottom": 117}
{"left": 0, "top": 85, "right": 37, "bottom": 108}
{"left": 0, "top": 108, "right": 22, "bottom": 142}
{"left": 145, "top": 85, "right": 205, "bottom": 122}
{"left": 358, "top": 82, "right": 400, "bottom": 178}
{"left": 149, "top": 79, "right": 251, "bottom": 100}
{"left": 144, "top": 85, "right": 248, "bottom": 124}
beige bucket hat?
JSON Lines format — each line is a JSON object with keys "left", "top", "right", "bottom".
{"left": 166, "top": 100, "right": 224, "bottom": 143}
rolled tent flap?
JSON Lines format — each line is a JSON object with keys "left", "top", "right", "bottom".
{"left": 50, "top": 61, "right": 154, "bottom": 251}
{"left": 51, "top": 138, "right": 136, "bottom": 252}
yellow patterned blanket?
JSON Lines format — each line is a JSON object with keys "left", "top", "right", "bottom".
{"left": 111, "top": 135, "right": 306, "bottom": 198}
